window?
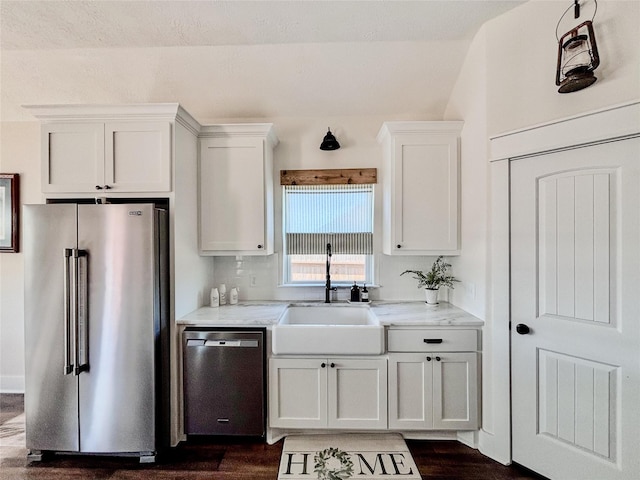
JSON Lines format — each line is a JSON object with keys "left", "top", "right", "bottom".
{"left": 283, "top": 184, "right": 374, "bottom": 285}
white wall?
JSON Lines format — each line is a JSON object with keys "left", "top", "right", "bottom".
{"left": 444, "top": 0, "right": 640, "bottom": 464}
{"left": 0, "top": 122, "right": 40, "bottom": 392}
{"left": 207, "top": 115, "right": 458, "bottom": 303}
{"left": 486, "top": 0, "right": 640, "bottom": 137}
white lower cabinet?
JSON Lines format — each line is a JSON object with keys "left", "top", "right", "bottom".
{"left": 269, "top": 357, "right": 387, "bottom": 430}
{"left": 388, "top": 352, "right": 479, "bottom": 430}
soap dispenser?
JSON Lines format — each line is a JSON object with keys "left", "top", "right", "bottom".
{"left": 350, "top": 281, "right": 360, "bottom": 302}
{"left": 361, "top": 283, "right": 369, "bottom": 302}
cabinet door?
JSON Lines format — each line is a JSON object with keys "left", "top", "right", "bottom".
{"left": 432, "top": 352, "right": 479, "bottom": 430}
{"left": 391, "top": 134, "right": 459, "bottom": 254}
{"left": 42, "top": 123, "right": 105, "bottom": 193}
{"left": 200, "top": 137, "right": 268, "bottom": 254}
{"left": 104, "top": 122, "right": 171, "bottom": 192}
{"left": 327, "top": 358, "right": 387, "bottom": 429}
{"left": 269, "top": 358, "right": 327, "bottom": 429}
{"left": 388, "top": 353, "right": 433, "bottom": 430}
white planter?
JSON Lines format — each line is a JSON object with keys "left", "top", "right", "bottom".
{"left": 425, "top": 288, "right": 439, "bottom": 304}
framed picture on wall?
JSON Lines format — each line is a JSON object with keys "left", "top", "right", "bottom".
{"left": 0, "top": 173, "right": 20, "bottom": 253}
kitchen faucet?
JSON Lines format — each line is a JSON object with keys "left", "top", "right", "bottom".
{"left": 325, "top": 243, "right": 337, "bottom": 303}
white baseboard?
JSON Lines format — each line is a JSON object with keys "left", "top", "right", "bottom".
{"left": 0, "top": 375, "right": 25, "bottom": 393}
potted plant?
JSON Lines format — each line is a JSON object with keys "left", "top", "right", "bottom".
{"left": 401, "top": 256, "right": 459, "bottom": 304}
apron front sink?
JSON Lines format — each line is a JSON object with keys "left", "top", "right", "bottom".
{"left": 272, "top": 304, "right": 384, "bottom": 355}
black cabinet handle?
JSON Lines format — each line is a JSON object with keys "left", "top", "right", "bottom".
{"left": 95, "top": 185, "right": 103, "bottom": 190}
{"left": 330, "top": 363, "right": 336, "bottom": 368}
{"left": 426, "top": 356, "right": 432, "bottom": 361}
{"left": 397, "top": 244, "right": 402, "bottom": 248}
{"left": 321, "top": 363, "right": 326, "bottom": 368}
{"left": 435, "top": 356, "right": 441, "bottom": 362}
{"left": 516, "top": 324, "right": 531, "bottom": 335}
{"left": 257, "top": 244, "right": 264, "bottom": 249}
{"left": 104, "top": 185, "right": 111, "bottom": 190}
{"left": 423, "top": 339, "right": 443, "bottom": 344}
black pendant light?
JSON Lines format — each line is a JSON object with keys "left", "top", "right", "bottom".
{"left": 319, "top": 128, "right": 340, "bottom": 150}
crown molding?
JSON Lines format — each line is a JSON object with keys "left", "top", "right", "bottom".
{"left": 490, "top": 100, "right": 640, "bottom": 162}
{"left": 377, "top": 120, "right": 464, "bottom": 143}
{"left": 198, "top": 123, "right": 279, "bottom": 146}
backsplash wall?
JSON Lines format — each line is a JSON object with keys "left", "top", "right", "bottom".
{"left": 211, "top": 253, "right": 454, "bottom": 303}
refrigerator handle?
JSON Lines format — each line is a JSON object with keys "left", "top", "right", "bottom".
{"left": 73, "top": 249, "right": 89, "bottom": 375}
{"left": 63, "top": 248, "right": 74, "bottom": 375}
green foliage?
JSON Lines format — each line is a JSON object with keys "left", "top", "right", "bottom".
{"left": 400, "top": 255, "right": 459, "bottom": 289}
{"left": 314, "top": 447, "right": 354, "bottom": 480}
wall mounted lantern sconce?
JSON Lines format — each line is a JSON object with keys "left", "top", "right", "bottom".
{"left": 555, "top": 0, "right": 600, "bottom": 93}
{"left": 319, "top": 128, "right": 341, "bottom": 150}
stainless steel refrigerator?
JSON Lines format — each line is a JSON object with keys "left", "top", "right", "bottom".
{"left": 23, "top": 203, "right": 169, "bottom": 462}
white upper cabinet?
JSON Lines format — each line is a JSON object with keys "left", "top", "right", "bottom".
{"left": 104, "top": 122, "right": 171, "bottom": 192}
{"left": 199, "top": 124, "right": 278, "bottom": 256}
{"left": 30, "top": 105, "right": 176, "bottom": 194}
{"left": 377, "top": 121, "right": 463, "bottom": 255}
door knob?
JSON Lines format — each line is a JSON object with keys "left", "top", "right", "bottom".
{"left": 516, "top": 323, "right": 531, "bottom": 335}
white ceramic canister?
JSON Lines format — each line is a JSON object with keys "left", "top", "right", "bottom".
{"left": 210, "top": 288, "right": 220, "bottom": 307}
{"left": 229, "top": 287, "right": 238, "bottom": 305}
{"left": 219, "top": 284, "right": 227, "bottom": 305}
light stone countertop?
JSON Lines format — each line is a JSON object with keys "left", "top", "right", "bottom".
{"left": 178, "top": 301, "right": 288, "bottom": 326}
{"left": 177, "top": 301, "right": 483, "bottom": 327}
{"left": 371, "top": 301, "right": 483, "bottom": 326}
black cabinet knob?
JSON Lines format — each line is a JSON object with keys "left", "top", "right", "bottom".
{"left": 435, "top": 356, "right": 441, "bottom": 362}
{"left": 257, "top": 244, "right": 263, "bottom": 249}
{"left": 426, "top": 356, "right": 432, "bottom": 362}
{"left": 330, "top": 363, "right": 335, "bottom": 368}
{"left": 397, "top": 244, "right": 402, "bottom": 249}
{"left": 95, "top": 185, "right": 103, "bottom": 190}
{"left": 321, "top": 363, "right": 326, "bottom": 368}
{"left": 516, "top": 324, "right": 531, "bottom": 335}
{"left": 104, "top": 185, "right": 111, "bottom": 190}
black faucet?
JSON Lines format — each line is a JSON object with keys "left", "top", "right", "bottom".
{"left": 325, "top": 243, "right": 337, "bottom": 303}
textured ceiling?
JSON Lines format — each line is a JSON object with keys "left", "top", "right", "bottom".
{"left": 0, "top": 0, "right": 526, "bottom": 122}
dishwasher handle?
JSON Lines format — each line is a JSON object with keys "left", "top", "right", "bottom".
{"left": 185, "top": 339, "right": 259, "bottom": 348}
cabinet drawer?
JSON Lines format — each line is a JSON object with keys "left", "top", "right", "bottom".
{"left": 388, "top": 329, "right": 478, "bottom": 352}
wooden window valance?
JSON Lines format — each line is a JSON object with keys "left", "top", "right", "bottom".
{"left": 280, "top": 168, "right": 377, "bottom": 185}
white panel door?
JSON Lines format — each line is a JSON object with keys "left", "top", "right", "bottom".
{"left": 392, "top": 134, "right": 459, "bottom": 254}
{"left": 432, "top": 352, "right": 478, "bottom": 430}
{"left": 104, "top": 122, "right": 171, "bottom": 192}
{"left": 327, "top": 358, "right": 387, "bottom": 429}
{"left": 200, "top": 137, "right": 266, "bottom": 253}
{"left": 268, "top": 358, "right": 327, "bottom": 429}
{"left": 388, "top": 354, "right": 432, "bottom": 430}
{"left": 42, "top": 123, "right": 104, "bottom": 193}
{"left": 511, "top": 138, "right": 640, "bottom": 480}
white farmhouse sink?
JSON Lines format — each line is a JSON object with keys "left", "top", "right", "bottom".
{"left": 271, "top": 304, "right": 385, "bottom": 355}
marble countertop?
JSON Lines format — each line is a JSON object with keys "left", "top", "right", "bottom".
{"left": 177, "top": 301, "right": 483, "bottom": 327}
{"left": 178, "top": 302, "right": 288, "bottom": 326}
{"left": 371, "top": 302, "right": 483, "bottom": 326}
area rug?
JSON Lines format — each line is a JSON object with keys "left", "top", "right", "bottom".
{"left": 278, "top": 433, "right": 420, "bottom": 479}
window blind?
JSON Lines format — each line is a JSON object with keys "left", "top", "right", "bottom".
{"left": 284, "top": 184, "right": 374, "bottom": 255}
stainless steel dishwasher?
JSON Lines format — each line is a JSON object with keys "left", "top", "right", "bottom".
{"left": 183, "top": 328, "right": 265, "bottom": 436}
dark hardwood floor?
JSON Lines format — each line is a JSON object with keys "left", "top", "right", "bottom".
{"left": 1, "top": 394, "right": 545, "bottom": 479}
